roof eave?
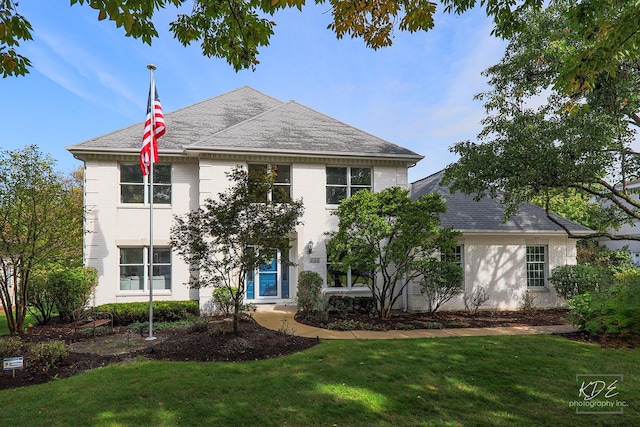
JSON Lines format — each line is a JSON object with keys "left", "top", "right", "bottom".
{"left": 455, "top": 229, "right": 593, "bottom": 236}
{"left": 182, "top": 146, "right": 424, "bottom": 162}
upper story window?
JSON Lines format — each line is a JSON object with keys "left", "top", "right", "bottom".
{"left": 248, "top": 164, "right": 291, "bottom": 203}
{"left": 526, "top": 245, "right": 547, "bottom": 287}
{"left": 120, "top": 164, "right": 171, "bottom": 204}
{"left": 326, "top": 166, "right": 372, "bottom": 204}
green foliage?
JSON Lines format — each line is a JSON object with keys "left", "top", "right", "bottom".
{"left": 567, "top": 272, "right": 640, "bottom": 337}
{"left": 577, "top": 240, "right": 637, "bottom": 276}
{"left": 48, "top": 267, "right": 97, "bottom": 323}
{"left": 418, "top": 259, "right": 463, "bottom": 314}
{"left": 212, "top": 287, "right": 238, "bottom": 315}
{"left": 26, "top": 267, "right": 58, "bottom": 325}
{"left": 0, "top": 336, "right": 23, "bottom": 358}
{"left": 5, "top": 0, "right": 640, "bottom": 86}
{"left": 549, "top": 264, "right": 613, "bottom": 300}
{"left": 519, "top": 291, "right": 537, "bottom": 315}
{"left": 328, "top": 186, "right": 459, "bottom": 318}
{"left": 171, "top": 165, "right": 303, "bottom": 333}
{"left": 529, "top": 190, "right": 605, "bottom": 231}
{"left": 0, "top": 0, "right": 33, "bottom": 77}
{"left": 327, "top": 295, "right": 375, "bottom": 316}
{"left": 0, "top": 146, "right": 84, "bottom": 334}
{"left": 295, "top": 271, "right": 329, "bottom": 322}
{"left": 96, "top": 301, "right": 199, "bottom": 326}
{"left": 444, "top": 0, "right": 640, "bottom": 241}
{"left": 30, "top": 341, "right": 68, "bottom": 370}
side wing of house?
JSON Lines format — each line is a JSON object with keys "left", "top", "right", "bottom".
{"left": 67, "top": 86, "right": 423, "bottom": 310}
{"left": 408, "top": 170, "right": 593, "bottom": 311}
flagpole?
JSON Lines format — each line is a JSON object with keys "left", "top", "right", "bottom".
{"left": 146, "top": 64, "right": 157, "bottom": 341}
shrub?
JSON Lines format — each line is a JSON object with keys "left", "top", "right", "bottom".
{"left": 327, "top": 319, "right": 355, "bottom": 330}
{"left": 419, "top": 262, "right": 463, "bottom": 314}
{"left": 48, "top": 267, "right": 98, "bottom": 323}
{"left": 549, "top": 264, "right": 613, "bottom": 299}
{"left": 577, "top": 241, "right": 636, "bottom": 273}
{"left": 30, "top": 341, "right": 68, "bottom": 370}
{"left": 328, "top": 296, "right": 375, "bottom": 315}
{"left": 27, "top": 268, "right": 57, "bottom": 325}
{"left": 296, "top": 271, "right": 329, "bottom": 321}
{"left": 97, "top": 301, "right": 200, "bottom": 326}
{"left": 519, "top": 290, "right": 537, "bottom": 315}
{"left": 0, "top": 336, "right": 23, "bottom": 359}
{"left": 212, "top": 287, "right": 238, "bottom": 314}
{"left": 463, "top": 286, "right": 490, "bottom": 315}
{"left": 186, "top": 317, "right": 209, "bottom": 333}
{"left": 566, "top": 272, "right": 640, "bottom": 337}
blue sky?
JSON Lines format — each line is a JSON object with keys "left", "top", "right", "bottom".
{"left": 2, "top": 1, "right": 506, "bottom": 182}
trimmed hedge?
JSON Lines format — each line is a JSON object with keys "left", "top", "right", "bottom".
{"left": 96, "top": 301, "right": 200, "bottom": 326}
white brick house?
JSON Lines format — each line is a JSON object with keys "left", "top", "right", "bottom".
{"left": 67, "top": 86, "right": 591, "bottom": 312}
{"left": 67, "top": 87, "right": 423, "bottom": 310}
{"left": 409, "top": 171, "right": 593, "bottom": 310}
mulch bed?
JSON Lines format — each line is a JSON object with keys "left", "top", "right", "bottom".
{"left": 296, "top": 308, "right": 571, "bottom": 330}
{"left": 1, "top": 308, "right": 634, "bottom": 392}
{"left": 0, "top": 316, "right": 319, "bottom": 391}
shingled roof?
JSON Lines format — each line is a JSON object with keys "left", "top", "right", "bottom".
{"left": 67, "top": 86, "right": 422, "bottom": 161}
{"left": 411, "top": 170, "right": 593, "bottom": 234}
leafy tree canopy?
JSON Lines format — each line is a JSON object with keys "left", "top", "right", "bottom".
{"left": 0, "top": 145, "right": 84, "bottom": 334}
{"left": 327, "top": 186, "right": 459, "bottom": 318}
{"left": 3, "top": 0, "right": 638, "bottom": 94}
{"left": 170, "top": 165, "right": 304, "bottom": 332}
{"left": 444, "top": 0, "right": 640, "bottom": 242}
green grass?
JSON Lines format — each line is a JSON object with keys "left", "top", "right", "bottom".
{"left": 0, "top": 335, "right": 638, "bottom": 426}
{"left": 0, "top": 312, "right": 36, "bottom": 336}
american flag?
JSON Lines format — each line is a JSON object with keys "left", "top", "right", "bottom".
{"left": 140, "top": 78, "right": 166, "bottom": 176}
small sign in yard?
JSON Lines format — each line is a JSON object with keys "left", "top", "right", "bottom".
{"left": 3, "top": 357, "right": 24, "bottom": 378}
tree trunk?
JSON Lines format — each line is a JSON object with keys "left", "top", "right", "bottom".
{"left": 232, "top": 301, "right": 240, "bottom": 334}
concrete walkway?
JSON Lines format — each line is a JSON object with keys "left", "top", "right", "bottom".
{"left": 253, "top": 304, "right": 577, "bottom": 340}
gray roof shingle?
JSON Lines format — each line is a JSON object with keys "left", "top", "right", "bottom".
{"left": 67, "top": 86, "right": 422, "bottom": 160}
{"left": 411, "top": 170, "right": 593, "bottom": 234}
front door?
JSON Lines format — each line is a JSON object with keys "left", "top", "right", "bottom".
{"left": 257, "top": 256, "right": 279, "bottom": 298}
{"left": 246, "top": 249, "right": 290, "bottom": 300}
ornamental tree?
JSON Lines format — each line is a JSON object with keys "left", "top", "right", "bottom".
{"left": 444, "top": 0, "right": 640, "bottom": 241}
{"left": 170, "top": 166, "right": 304, "bottom": 333}
{"left": 327, "top": 186, "right": 460, "bottom": 319}
{"left": 0, "top": 146, "right": 84, "bottom": 334}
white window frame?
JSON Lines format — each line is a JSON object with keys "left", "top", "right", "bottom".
{"left": 325, "top": 166, "right": 372, "bottom": 205}
{"left": 119, "top": 246, "right": 172, "bottom": 292}
{"left": 526, "top": 245, "right": 547, "bottom": 288}
{"left": 248, "top": 163, "right": 291, "bottom": 202}
{"left": 119, "top": 163, "right": 172, "bottom": 205}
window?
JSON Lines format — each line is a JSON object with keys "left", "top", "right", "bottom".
{"left": 326, "top": 250, "right": 373, "bottom": 289}
{"left": 119, "top": 247, "right": 171, "bottom": 291}
{"left": 326, "top": 167, "right": 372, "bottom": 204}
{"left": 444, "top": 245, "right": 463, "bottom": 267}
{"left": 526, "top": 246, "right": 547, "bottom": 287}
{"left": 248, "top": 164, "right": 291, "bottom": 202}
{"left": 120, "top": 164, "right": 171, "bottom": 204}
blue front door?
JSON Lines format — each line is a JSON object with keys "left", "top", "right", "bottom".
{"left": 258, "top": 256, "right": 278, "bottom": 297}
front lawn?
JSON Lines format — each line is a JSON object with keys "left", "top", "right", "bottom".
{"left": 0, "top": 335, "right": 638, "bottom": 426}
{"left": 0, "top": 312, "right": 36, "bottom": 336}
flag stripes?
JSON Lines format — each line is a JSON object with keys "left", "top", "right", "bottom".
{"left": 140, "top": 80, "right": 166, "bottom": 176}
